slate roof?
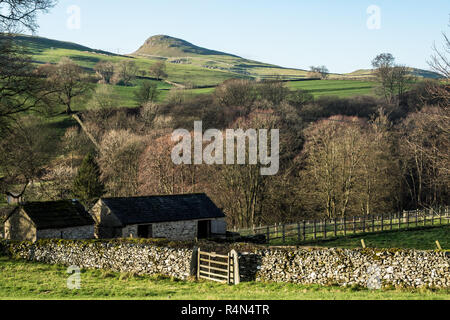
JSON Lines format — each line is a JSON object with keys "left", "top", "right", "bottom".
{"left": 100, "top": 193, "right": 225, "bottom": 226}
{"left": 6, "top": 200, "right": 95, "bottom": 229}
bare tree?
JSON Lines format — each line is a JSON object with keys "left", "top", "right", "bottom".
{"left": 309, "top": 66, "right": 329, "bottom": 79}
{"left": 400, "top": 107, "right": 449, "bottom": 207}
{"left": 214, "top": 79, "right": 256, "bottom": 111}
{"left": 114, "top": 60, "right": 139, "bottom": 86}
{"left": 428, "top": 20, "right": 450, "bottom": 79}
{"left": 134, "top": 80, "right": 160, "bottom": 105}
{"left": 372, "top": 53, "right": 413, "bottom": 104}
{"left": 0, "top": 38, "right": 49, "bottom": 129}
{"left": 87, "top": 84, "right": 116, "bottom": 117}
{"left": 300, "top": 116, "right": 368, "bottom": 218}
{"left": 98, "top": 129, "right": 145, "bottom": 197}
{"left": 256, "top": 79, "right": 289, "bottom": 106}
{"left": 42, "top": 58, "right": 92, "bottom": 114}
{"left": 138, "top": 132, "right": 199, "bottom": 196}
{"left": 0, "top": 0, "right": 56, "bottom": 201}
{"left": 149, "top": 60, "right": 168, "bottom": 80}
{"left": 0, "top": 0, "right": 56, "bottom": 33}
{"left": 0, "top": 0, "right": 56, "bottom": 125}
{"left": 0, "top": 116, "right": 57, "bottom": 199}
{"left": 94, "top": 61, "right": 114, "bottom": 84}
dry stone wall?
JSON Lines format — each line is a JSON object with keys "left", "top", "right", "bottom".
{"left": 0, "top": 240, "right": 449, "bottom": 288}
{"left": 37, "top": 225, "right": 95, "bottom": 240}
{"left": 0, "top": 240, "right": 195, "bottom": 280}
{"left": 238, "top": 248, "right": 450, "bottom": 289}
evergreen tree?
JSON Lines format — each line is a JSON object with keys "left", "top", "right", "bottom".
{"left": 73, "top": 152, "right": 105, "bottom": 203}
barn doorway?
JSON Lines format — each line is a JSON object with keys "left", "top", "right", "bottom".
{"left": 197, "top": 220, "right": 211, "bottom": 239}
{"left": 137, "top": 224, "right": 153, "bottom": 238}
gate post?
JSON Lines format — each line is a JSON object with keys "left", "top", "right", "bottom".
{"left": 230, "top": 249, "right": 240, "bottom": 285}
{"left": 196, "top": 248, "right": 201, "bottom": 280}
{"left": 191, "top": 247, "right": 199, "bottom": 277}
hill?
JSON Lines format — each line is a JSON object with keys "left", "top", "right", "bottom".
{"left": 5, "top": 33, "right": 442, "bottom": 88}
{"left": 134, "top": 35, "right": 240, "bottom": 58}
{"left": 132, "top": 34, "right": 309, "bottom": 80}
{"left": 4, "top": 34, "right": 119, "bottom": 57}
{"left": 345, "top": 67, "right": 442, "bottom": 80}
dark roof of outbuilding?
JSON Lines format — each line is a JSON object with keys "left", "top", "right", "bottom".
{"left": 10, "top": 200, "right": 95, "bottom": 229}
{"left": 100, "top": 193, "right": 225, "bottom": 226}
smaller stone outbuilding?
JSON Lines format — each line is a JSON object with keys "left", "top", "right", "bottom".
{"left": 3, "top": 200, "right": 95, "bottom": 241}
{"left": 91, "top": 193, "right": 227, "bottom": 240}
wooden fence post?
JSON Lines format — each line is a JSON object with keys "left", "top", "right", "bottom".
{"left": 344, "top": 216, "right": 347, "bottom": 236}
{"left": 282, "top": 224, "right": 286, "bottom": 243}
{"left": 399, "top": 212, "right": 402, "bottom": 230}
{"left": 381, "top": 214, "right": 384, "bottom": 232}
{"left": 303, "top": 221, "right": 306, "bottom": 241}
{"left": 313, "top": 220, "right": 317, "bottom": 240}
{"left": 334, "top": 218, "right": 337, "bottom": 237}
{"left": 407, "top": 211, "right": 410, "bottom": 229}
{"left": 324, "top": 219, "right": 327, "bottom": 239}
{"left": 362, "top": 215, "right": 366, "bottom": 233}
{"left": 297, "top": 223, "right": 301, "bottom": 242}
{"left": 372, "top": 215, "right": 375, "bottom": 232}
{"left": 416, "top": 209, "right": 418, "bottom": 227}
{"left": 353, "top": 216, "right": 356, "bottom": 234}
{"left": 390, "top": 213, "right": 393, "bottom": 230}
{"left": 227, "top": 252, "right": 231, "bottom": 285}
{"left": 266, "top": 226, "right": 270, "bottom": 243}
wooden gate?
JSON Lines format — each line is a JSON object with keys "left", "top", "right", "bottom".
{"left": 197, "top": 249, "right": 239, "bottom": 285}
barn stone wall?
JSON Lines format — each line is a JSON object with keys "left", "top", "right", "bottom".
{"left": 4, "top": 209, "right": 36, "bottom": 241}
{"left": 120, "top": 221, "right": 197, "bottom": 240}
{"left": 37, "top": 225, "right": 95, "bottom": 240}
{"left": 152, "top": 220, "right": 197, "bottom": 240}
{"left": 121, "top": 219, "right": 226, "bottom": 240}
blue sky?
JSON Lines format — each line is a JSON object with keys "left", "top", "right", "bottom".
{"left": 34, "top": 0, "right": 450, "bottom": 73}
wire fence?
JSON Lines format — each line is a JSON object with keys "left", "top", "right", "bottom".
{"left": 232, "top": 207, "right": 450, "bottom": 244}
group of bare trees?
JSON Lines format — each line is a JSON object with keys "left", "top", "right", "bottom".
{"left": 74, "top": 65, "right": 448, "bottom": 227}
{"left": 94, "top": 59, "right": 168, "bottom": 86}
{"left": 300, "top": 112, "right": 399, "bottom": 218}
{"left": 308, "top": 65, "right": 329, "bottom": 79}
{"left": 371, "top": 53, "right": 414, "bottom": 105}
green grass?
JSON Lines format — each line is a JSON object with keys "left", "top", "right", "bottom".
{"left": 310, "top": 226, "right": 450, "bottom": 250}
{"left": 286, "top": 79, "right": 376, "bottom": 97}
{"left": 267, "top": 225, "right": 450, "bottom": 250}
{"left": 0, "top": 256, "right": 448, "bottom": 300}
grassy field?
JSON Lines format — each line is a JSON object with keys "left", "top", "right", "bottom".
{"left": 310, "top": 226, "right": 450, "bottom": 250}
{"left": 286, "top": 79, "right": 376, "bottom": 97}
{"left": 0, "top": 256, "right": 448, "bottom": 300}
{"left": 267, "top": 225, "right": 450, "bottom": 250}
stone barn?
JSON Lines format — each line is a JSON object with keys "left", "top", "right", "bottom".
{"left": 3, "top": 200, "right": 95, "bottom": 241}
{"left": 91, "top": 193, "right": 227, "bottom": 240}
